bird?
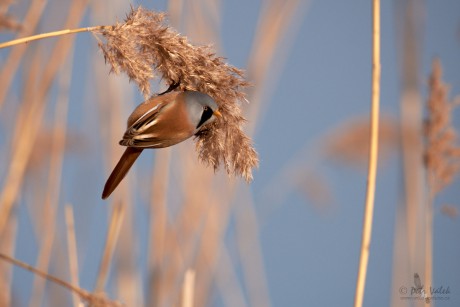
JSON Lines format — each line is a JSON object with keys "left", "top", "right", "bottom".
{"left": 102, "top": 90, "right": 222, "bottom": 199}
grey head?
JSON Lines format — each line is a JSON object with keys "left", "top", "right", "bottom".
{"left": 183, "top": 91, "right": 221, "bottom": 131}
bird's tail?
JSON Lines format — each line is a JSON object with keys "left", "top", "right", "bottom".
{"left": 102, "top": 147, "right": 143, "bottom": 199}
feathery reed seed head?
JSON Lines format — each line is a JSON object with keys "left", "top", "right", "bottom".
{"left": 424, "top": 58, "right": 460, "bottom": 194}
{"left": 440, "top": 205, "right": 458, "bottom": 218}
{"left": 94, "top": 6, "right": 258, "bottom": 181}
{"left": 0, "top": 14, "right": 21, "bottom": 31}
{"left": 323, "top": 116, "right": 399, "bottom": 168}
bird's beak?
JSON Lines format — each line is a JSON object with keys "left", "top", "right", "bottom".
{"left": 213, "top": 109, "right": 222, "bottom": 118}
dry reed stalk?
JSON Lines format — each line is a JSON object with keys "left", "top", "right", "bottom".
{"left": 27, "top": 120, "right": 61, "bottom": 305}
{"left": 94, "top": 202, "right": 125, "bottom": 293}
{"left": 193, "top": 186, "right": 232, "bottom": 307}
{"left": 152, "top": 151, "right": 220, "bottom": 305}
{"left": 0, "top": 253, "right": 121, "bottom": 306}
{"left": 107, "top": 41, "right": 141, "bottom": 307}
{"left": 154, "top": 154, "right": 214, "bottom": 306}
{"left": 168, "top": 0, "right": 183, "bottom": 29}
{"left": 0, "top": 26, "right": 102, "bottom": 49}
{"left": 147, "top": 148, "right": 171, "bottom": 306}
{"left": 354, "top": 0, "right": 381, "bottom": 306}
{"left": 143, "top": 5, "right": 230, "bottom": 304}
{"left": 145, "top": 2, "right": 180, "bottom": 304}
{"left": 391, "top": 2, "right": 425, "bottom": 306}
{"left": 179, "top": 174, "right": 246, "bottom": 306}
{"left": 150, "top": 224, "right": 184, "bottom": 307}
{"left": 114, "top": 198, "right": 143, "bottom": 307}
{"left": 247, "top": 0, "right": 316, "bottom": 224}
{"left": 189, "top": 178, "right": 267, "bottom": 306}
{"left": 0, "top": 0, "right": 88, "bottom": 238}
{"left": 0, "top": 74, "right": 42, "bottom": 238}
{"left": 245, "top": 0, "right": 307, "bottom": 135}
{"left": 232, "top": 1, "right": 307, "bottom": 305}
{"left": 234, "top": 188, "right": 271, "bottom": 307}
{"left": 65, "top": 205, "right": 82, "bottom": 307}
{"left": 423, "top": 58, "right": 460, "bottom": 296}
{"left": 0, "top": 35, "right": 41, "bottom": 307}
{"left": 215, "top": 244, "right": 248, "bottom": 307}
{"left": 165, "top": 3, "right": 227, "bottom": 303}
{"left": 0, "top": 0, "right": 47, "bottom": 111}
{"left": 399, "top": 0, "right": 426, "bottom": 289}
{"left": 90, "top": 3, "right": 142, "bottom": 305}
{"left": 175, "top": 1, "right": 304, "bottom": 304}
{"left": 153, "top": 160, "right": 238, "bottom": 306}
{"left": 167, "top": 185, "right": 247, "bottom": 306}
{"left": 29, "top": 27, "right": 73, "bottom": 306}
{"left": 184, "top": 0, "right": 221, "bottom": 46}
{"left": 0, "top": 212, "right": 17, "bottom": 307}
{"left": 191, "top": 1, "right": 306, "bottom": 304}
{"left": 181, "top": 269, "right": 196, "bottom": 307}
{"left": 229, "top": 6, "right": 311, "bottom": 292}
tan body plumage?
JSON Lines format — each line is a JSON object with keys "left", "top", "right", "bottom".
{"left": 102, "top": 91, "right": 220, "bottom": 199}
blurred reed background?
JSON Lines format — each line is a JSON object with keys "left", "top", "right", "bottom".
{"left": 0, "top": 0, "right": 459, "bottom": 306}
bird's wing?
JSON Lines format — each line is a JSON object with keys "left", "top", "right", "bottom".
{"left": 120, "top": 92, "right": 196, "bottom": 148}
{"left": 119, "top": 91, "right": 193, "bottom": 148}
{"left": 120, "top": 102, "right": 169, "bottom": 147}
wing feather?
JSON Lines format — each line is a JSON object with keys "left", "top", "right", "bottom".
{"left": 119, "top": 91, "right": 195, "bottom": 148}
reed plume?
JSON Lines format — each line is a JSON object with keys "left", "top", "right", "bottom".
{"left": 324, "top": 116, "right": 399, "bottom": 168}
{"left": 423, "top": 57, "right": 460, "bottom": 303}
{"left": 94, "top": 6, "right": 258, "bottom": 181}
{"left": 0, "top": 14, "right": 20, "bottom": 31}
{"left": 0, "top": 6, "right": 258, "bottom": 181}
{"left": 424, "top": 58, "right": 460, "bottom": 195}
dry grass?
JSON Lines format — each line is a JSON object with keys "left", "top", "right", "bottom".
{"left": 1, "top": 1, "right": 458, "bottom": 307}
{"left": 0, "top": 0, "right": 48, "bottom": 110}
{"left": 0, "top": 253, "right": 122, "bottom": 306}
{"left": 0, "top": 2, "right": 286, "bottom": 306}
{"left": 94, "top": 202, "right": 125, "bottom": 294}
{"left": 0, "top": 212, "right": 17, "bottom": 306}
{"left": 64, "top": 205, "right": 82, "bottom": 307}
{"left": 354, "top": 1, "right": 381, "bottom": 306}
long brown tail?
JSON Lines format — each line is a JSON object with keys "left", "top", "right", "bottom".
{"left": 102, "top": 147, "right": 143, "bottom": 199}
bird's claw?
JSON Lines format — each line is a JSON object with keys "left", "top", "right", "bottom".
{"left": 158, "top": 80, "right": 181, "bottom": 96}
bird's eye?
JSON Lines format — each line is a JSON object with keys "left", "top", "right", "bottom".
{"left": 196, "top": 105, "right": 215, "bottom": 129}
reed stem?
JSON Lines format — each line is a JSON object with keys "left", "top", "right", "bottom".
{"left": 0, "top": 253, "right": 89, "bottom": 300}
{"left": 0, "top": 26, "right": 103, "bottom": 49}
{"left": 354, "top": 0, "right": 381, "bottom": 306}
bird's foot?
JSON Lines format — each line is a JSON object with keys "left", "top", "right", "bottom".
{"left": 158, "top": 80, "right": 181, "bottom": 95}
